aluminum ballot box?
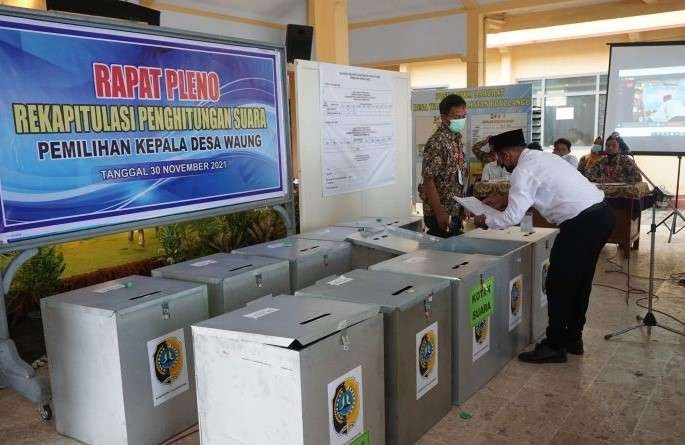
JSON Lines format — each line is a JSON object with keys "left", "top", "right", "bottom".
{"left": 435, "top": 236, "right": 532, "bottom": 361}
{"left": 296, "top": 269, "right": 451, "bottom": 445}
{"left": 152, "top": 253, "right": 290, "bottom": 317}
{"left": 293, "top": 225, "right": 364, "bottom": 243}
{"left": 464, "top": 227, "right": 558, "bottom": 343}
{"left": 233, "top": 237, "right": 352, "bottom": 293}
{"left": 370, "top": 249, "right": 507, "bottom": 404}
{"left": 345, "top": 227, "right": 443, "bottom": 268}
{"left": 192, "top": 294, "right": 385, "bottom": 445}
{"left": 334, "top": 215, "right": 424, "bottom": 232}
{"left": 41, "top": 275, "right": 208, "bottom": 445}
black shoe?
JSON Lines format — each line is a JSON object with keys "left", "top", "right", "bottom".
{"left": 565, "top": 339, "right": 584, "bottom": 355}
{"left": 518, "top": 341, "right": 567, "bottom": 364}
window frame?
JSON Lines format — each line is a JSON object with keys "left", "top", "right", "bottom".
{"left": 518, "top": 73, "right": 608, "bottom": 148}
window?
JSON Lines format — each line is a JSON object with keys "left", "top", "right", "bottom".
{"left": 544, "top": 95, "right": 596, "bottom": 146}
{"left": 598, "top": 94, "right": 607, "bottom": 137}
{"left": 519, "top": 74, "right": 607, "bottom": 147}
{"left": 545, "top": 76, "right": 596, "bottom": 95}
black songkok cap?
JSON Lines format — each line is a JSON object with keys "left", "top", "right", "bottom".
{"left": 490, "top": 129, "right": 526, "bottom": 151}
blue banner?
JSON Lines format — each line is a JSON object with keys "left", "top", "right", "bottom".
{"left": 0, "top": 14, "right": 288, "bottom": 242}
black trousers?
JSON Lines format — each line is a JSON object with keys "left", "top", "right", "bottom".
{"left": 424, "top": 215, "right": 463, "bottom": 238}
{"left": 545, "top": 201, "right": 615, "bottom": 348}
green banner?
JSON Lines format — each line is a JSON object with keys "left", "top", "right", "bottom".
{"left": 469, "top": 276, "right": 495, "bottom": 327}
{"left": 349, "top": 431, "right": 370, "bottom": 445}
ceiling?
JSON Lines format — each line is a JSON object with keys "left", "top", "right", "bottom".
{"left": 347, "top": 0, "right": 461, "bottom": 22}
{"left": 164, "top": 0, "right": 684, "bottom": 27}
{"left": 159, "top": 0, "right": 308, "bottom": 24}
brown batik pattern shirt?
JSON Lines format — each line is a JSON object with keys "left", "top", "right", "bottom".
{"left": 586, "top": 154, "right": 642, "bottom": 184}
{"left": 420, "top": 125, "right": 467, "bottom": 217}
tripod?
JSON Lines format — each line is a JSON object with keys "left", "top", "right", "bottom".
{"left": 653, "top": 155, "right": 685, "bottom": 243}
{"left": 605, "top": 163, "right": 685, "bottom": 340}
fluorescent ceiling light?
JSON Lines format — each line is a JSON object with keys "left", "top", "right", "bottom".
{"left": 488, "top": 10, "right": 685, "bottom": 48}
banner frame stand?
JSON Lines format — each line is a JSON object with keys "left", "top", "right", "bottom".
{"left": 0, "top": 5, "right": 296, "bottom": 418}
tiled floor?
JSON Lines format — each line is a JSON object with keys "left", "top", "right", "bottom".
{"left": 1, "top": 216, "right": 684, "bottom": 444}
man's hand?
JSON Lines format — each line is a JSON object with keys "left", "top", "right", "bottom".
{"left": 474, "top": 214, "right": 488, "bottom": 229}
{"left": 435, "top": 207, "right": 450, "bottom": 232}
{"left": 483, "top": 193, "right": 508, "bottom": 211}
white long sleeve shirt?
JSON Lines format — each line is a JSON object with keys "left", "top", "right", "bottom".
{"left": 562, "top": 154, "right": 578, "bottom": 168}
{"left": 481, "top": 161, "right": 511, "bottom": 182}
{"left": 485, "top": 149, "right": 604, "bottom": 229}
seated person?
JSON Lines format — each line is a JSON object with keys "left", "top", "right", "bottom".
{"left": 471, "top": 136, "right": 492, "bottom": 164}
{"left": 578, "top": 136, "right": 605, "bottom": 177}
{"left": 586, "top": 135, "right": 642, "bottom": 183}
{"left": 481, "top": 151, "right": 511, "bottom": 182}
{"left": 553, "top": 138, "right": 578, "bottom": 168}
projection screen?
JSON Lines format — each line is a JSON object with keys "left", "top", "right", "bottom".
{"left": 605, "top": 42, "right": 685, "bottom": 155}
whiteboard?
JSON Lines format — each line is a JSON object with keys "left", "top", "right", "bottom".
{"left": 295, "top": 60, "right": 414, "bottom": 232}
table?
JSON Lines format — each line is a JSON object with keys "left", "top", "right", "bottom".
{"left": 472, "top": 181, "right": 652, "bottom": 257}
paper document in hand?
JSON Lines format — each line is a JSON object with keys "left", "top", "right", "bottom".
{"left": 454, "top": 197, "right": 498, "bottom": 216}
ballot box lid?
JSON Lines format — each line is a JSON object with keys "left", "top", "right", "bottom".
{"left": 193, "top": 294, "right": 379, "bottom": 348}
{"left": 152, "top": 253, "right": 288, "bottom": 284}
{"left": 346, "top": 227, "right": 441, "bottom": 255}
{"left": 436, "top": 235, "right": 528, "bottom": 256}
{"left": 296, "top": 269, "right": 450, "bottom": 312}
{"left": 463, "top": 227, "right": 558, "bottom": 243}
{"left": 370, "top": 249, "right": 499, "bottom": 281}
{"left": 233, "top": 237, "right": 350, "bottom": 261}
{"left": 41, "top": 275, "right": 206, "bottom": 316}
{"left": 292, "top": 226, "right": 363, "bottom": 243}
{"left": 334, "top": 215, "right": 422, "bottom": 229}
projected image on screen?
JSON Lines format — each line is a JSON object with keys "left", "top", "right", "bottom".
{"left": 605, "top": 44, "right": 685, "bottom": 154}
{"left": 618, "top": 67, "right": 685, "bottom": 127}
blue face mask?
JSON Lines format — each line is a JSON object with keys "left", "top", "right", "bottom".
{"left": 591, "top": 144, "right": 602, "bottom": 153}
{"left": 448, "top": 118, "right": 466, "bottom": 134}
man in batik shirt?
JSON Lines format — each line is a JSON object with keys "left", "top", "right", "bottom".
{"left": 420, "top": 94, "right": 469, "bottom": 237}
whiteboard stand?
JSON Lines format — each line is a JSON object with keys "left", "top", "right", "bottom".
{"left": 652, "top": 155, "right": 685, "bottom": 242}
{"left": 0, "top": 249, "right": 52, "bottom": 420}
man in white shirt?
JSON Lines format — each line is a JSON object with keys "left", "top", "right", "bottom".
{"left": 481, "top": 152, "right": 511, "bottom": 182}
{"left": 553, "top": 138, "right": 578, "bottom": 168}
{"left": 473, "top": 129, "right": 615, "bottom": 364}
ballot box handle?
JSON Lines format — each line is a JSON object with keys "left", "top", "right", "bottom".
{"left": 255, "top": 273, "right": 264, "bottom": 288}
{"left": 424, "top": 295, "right": 433, "bottom": 321}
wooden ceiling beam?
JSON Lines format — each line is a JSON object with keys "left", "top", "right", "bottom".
{"left": 496, "top": 0, "right": 685, "bottom": 32}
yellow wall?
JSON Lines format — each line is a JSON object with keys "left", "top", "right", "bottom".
{"left": 399, "top": 58, "right": 467, "bottom": 89}
{"left": 0, "top": 0, "right": 45, "bottom": 9}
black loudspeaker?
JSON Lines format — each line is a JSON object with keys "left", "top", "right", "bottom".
{"left": 285, "top": 24, "right": 313, "bottom": 63}
{"left": 46, "top": 0, "right": 160, "bottom": 26}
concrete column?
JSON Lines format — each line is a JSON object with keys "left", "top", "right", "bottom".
{"left": 308, "top": 0, "right": 349, "bottom": 64}
{"left": 466, "top": 11, "right": 486, "bottom": 87}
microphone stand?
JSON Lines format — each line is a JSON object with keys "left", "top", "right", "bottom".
{"left": 604, "top": 159, "right": 684, "bottom": 339}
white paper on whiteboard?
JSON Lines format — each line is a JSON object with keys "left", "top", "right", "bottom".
{"left": 454, "top": 196, "right": 498, "bottom": 217}
{"left": 556, "top": 107, "right": 574, "bottom": 120}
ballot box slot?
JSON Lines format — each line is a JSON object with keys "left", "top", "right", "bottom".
{"left": 299, "top": 313, "right": 331, "bottom": 325}
{"left": 299, "top": 245, "right": 321, "bottom": 252}
{"left": 392, "top": 285, "right": 413, "bottom": 295}
{"left": 128, "top": 291, "right": 162, "bottom": 301}
{"left": 452, "top": 261, "right": 470, "bottom": 270}
{"left": 229, "top": 264, "right": 253, "bottom": 272}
